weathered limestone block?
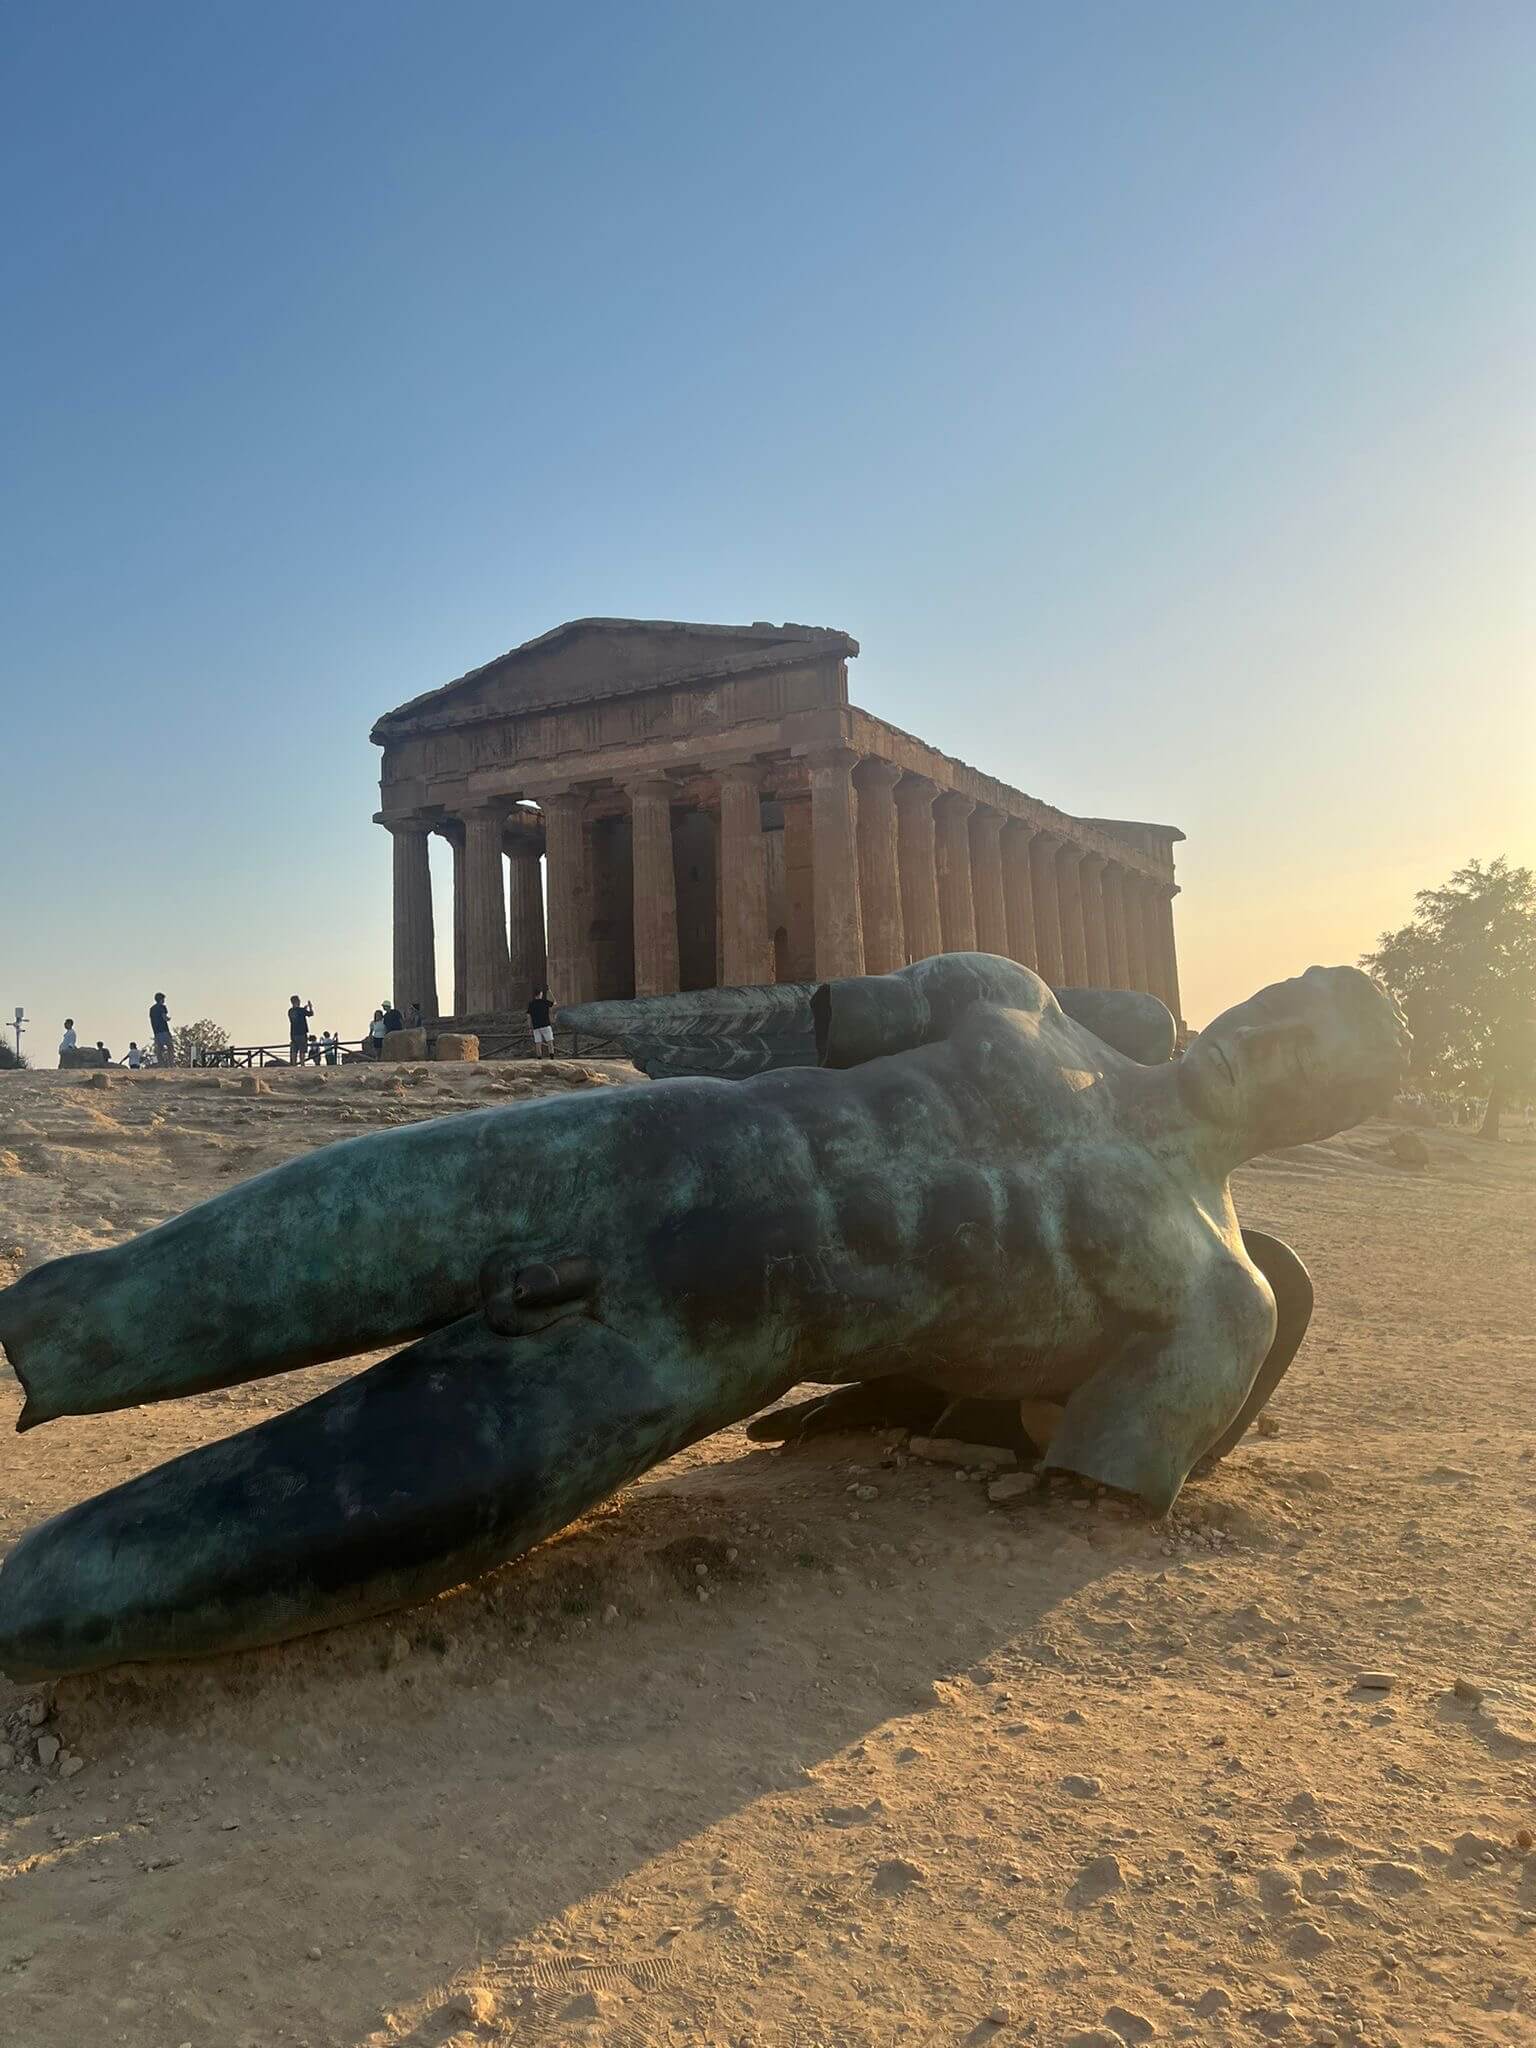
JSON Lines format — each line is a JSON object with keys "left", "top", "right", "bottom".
{"left": 909, "top": 1435, "right": 1018, "bottom": 1471}
{"left": 433, "top": 1033, "right": 479, "bottom": 1063}
{"left": 381, "top": 1028, "right": 429, "bottom": 1062}
{"left": 59, "top": 1046, "right": 109, "bottom": 1069}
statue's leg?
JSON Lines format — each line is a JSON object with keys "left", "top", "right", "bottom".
{"left": 1190, "top": 1231, "right": 1313, "bottom": 1474}
{"left": 0, "top": 1315, "right": 759, "bottom": 1681}
{"left": 0, "top": 1106, "right": 609, "bottom": 1426}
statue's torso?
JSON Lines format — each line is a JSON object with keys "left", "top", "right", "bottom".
{"left": 558, "top": 1001, "right": 1254, "bottom": 1406}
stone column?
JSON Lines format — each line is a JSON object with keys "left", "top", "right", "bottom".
{"left": 625, "top": 779, "right": 681, "bottom": 997}
{"left": 1122, "top": 872, "right": 1150, "bottom": 994}
{"left": 1028, "top": 831, "right": 1065, "bottom": 985}
{"left": 1156, "top": 883, "right": 1183, "bottom": 1025}
{"left": 780, "top": 790, "right": 816, "bottom": 981}
{"left": 1079, "top": 853, "right": 1110, "bottom": 986}
{"left": 539, "top": 791, "right": 593, "bottom": 1006}
{"left": 718, "top": 764, "right": 775, "bottom": 988}
{"left": 807, "top": 747, "right": 865, "bottom": 980}
{"left": 1055, "top": 841, "right": 1089, "bottom": 985}
{"left": 968, "top": 806, "right": 1009, "bottom": 957}
{"left": 894, "top": 775, "right": 943, "bottom": 964}
{"left": 1000, "top": 821, "right": 1037, "bottom": 970}
{"left": 853, "top": 758, "right": 905, "bottom": 974}
{"left": 461, "top": 805, "right": 515, "bottom": 1014}
{"left": 433, "top": 820, "right": 466, "bottom": 1017}
{"left": 388, "top": 818, "right": 440, "bottom": 1023}
{"left": 1101, "top": 862, "right": 1131, "bottom": 990}
{"left": 1134, "top": 878, "right": 1163, "bottom": 1005}
{"left": 933, "top": 792, "right": 977, "bottom": 952}
{"left": 506, "top": 835, "right": 547, "bottom": 999}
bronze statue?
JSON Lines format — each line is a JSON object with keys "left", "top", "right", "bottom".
{"left": 0, "top": 955, "right": 1407, "bottom": 1679}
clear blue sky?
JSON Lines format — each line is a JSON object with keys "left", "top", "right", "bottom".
{"left": 5, "top": 1, "right": 1531, "bottom": 1058}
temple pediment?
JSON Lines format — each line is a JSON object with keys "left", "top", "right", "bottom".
{"left": 373, "top": 618, "right": 858, "bottom": 739}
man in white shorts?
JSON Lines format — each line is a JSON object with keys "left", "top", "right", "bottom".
{"left": 527, "top": 986, "right": 556, "bottom": 1058}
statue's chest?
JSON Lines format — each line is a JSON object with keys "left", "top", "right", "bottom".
{"left": 853, "top": 1144, "right": 1209, "bottom": 1395}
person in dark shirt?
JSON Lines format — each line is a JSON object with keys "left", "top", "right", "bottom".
{"left": 527, "top": 986, "right": 555, "bottom": 1058}
{"left": 381, "top": 1004, "right": 404, "bottom": 1036}
{"left": 288, "top": 997, "right": 313, "bottom": 1065}
{"left": 149, "top": 994, "right": 174, "bottom": 1067}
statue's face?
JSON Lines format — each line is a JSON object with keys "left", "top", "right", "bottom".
{"left": 1178, "top": 965, "right": 1409, "bottom": 1153}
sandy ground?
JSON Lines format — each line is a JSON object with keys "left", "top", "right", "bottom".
{"left": 0, "top": 1060, "right": 1532, "bottom": 2048}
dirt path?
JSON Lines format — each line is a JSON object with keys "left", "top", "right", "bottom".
{"left": 0, "top": 1067, "right": 1532, "bottom": 2047}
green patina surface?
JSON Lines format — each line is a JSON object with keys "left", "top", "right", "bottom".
{"left": 0, "top": 953, "right": 1409, "bottom": 1677}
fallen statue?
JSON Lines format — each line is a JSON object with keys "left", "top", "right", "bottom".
{"left": 561, "top": 978, "right": 1181, "bottom": 1078}
{"left": 0, "top": 955, "right": 1408, "bottom": 1678}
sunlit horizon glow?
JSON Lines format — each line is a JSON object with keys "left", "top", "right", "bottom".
{"left": 5, "top": 3, "right": 1532, "bottom": 1062}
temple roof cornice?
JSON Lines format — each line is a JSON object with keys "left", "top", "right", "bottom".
{"left": 372, "top": 619, "right": 858, "bottom": 741}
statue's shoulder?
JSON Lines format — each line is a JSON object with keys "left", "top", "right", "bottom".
{"left": 815, "top": 953, "right": 1055, "bottom": 1069}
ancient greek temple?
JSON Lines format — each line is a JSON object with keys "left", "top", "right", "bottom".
{"left": 372, "top": 618, "right": 1184, "bottom": 1028}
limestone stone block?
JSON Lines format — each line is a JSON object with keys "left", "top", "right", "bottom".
{"left": 433, "top": 1032, "right": 479, "bottom": 1062}
{"left": 59, "top": 1046, "right": 109, "bottom": 1069}
{"left": 381, "top": 1028, "right": 429, "bottom": 1062}
{"left": 908, "top": 1435, "right": 1018, "bottom": 1471}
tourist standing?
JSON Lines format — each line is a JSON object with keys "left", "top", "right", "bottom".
{"left": 527, "top": 986, "right": 555, "bottom": 1058}
{"left": 126, "top": 1042, "right": 144, "bottom": 1069}
{"left": 288, "top": 996, "right": 314, "bottom": 1065}
{"left": 322, "top": 1031, "right": 339, "bottom": 1066}
{"left": 368, "top": 1008, "right": 387, "bottom": 1058}
{"left": 58, "top": 1018, "right": 77, "bottom": 1065}
{"left": 150, "top": 993, "right": 174, "bottom": 1065}
{"left": 95, "top": 1040, "right": 111, "bottom": 1065}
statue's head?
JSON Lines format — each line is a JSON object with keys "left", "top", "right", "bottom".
{"left": 1178, "top": 965, "right": 1409, "bottom": 1157}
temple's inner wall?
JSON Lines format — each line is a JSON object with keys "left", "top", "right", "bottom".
{"left": 372, "top": 619, "right": 1185, "bottom": 1027}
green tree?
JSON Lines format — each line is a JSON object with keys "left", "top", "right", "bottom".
{"left": 1362, "top": 858, "right": 1536, "bottom": 1140}
{"left": 174, "top": 1018, "right": 233, "bottom": 1067}
{"left": 0, "top": 1040, "right": 27, "bottom": 1070}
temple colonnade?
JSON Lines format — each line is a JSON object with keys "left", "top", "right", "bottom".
{"left": 382, "top": 754, "right": 1182, "bottom": 1027}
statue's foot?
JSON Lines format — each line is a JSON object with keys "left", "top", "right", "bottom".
{"left": 0, "top": 1314, "right": 729, "bottom": 1681}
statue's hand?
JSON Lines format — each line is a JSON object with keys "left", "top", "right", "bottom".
{"left": 1043, "top": 1261, "right": 1279, "bottom": 1513}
